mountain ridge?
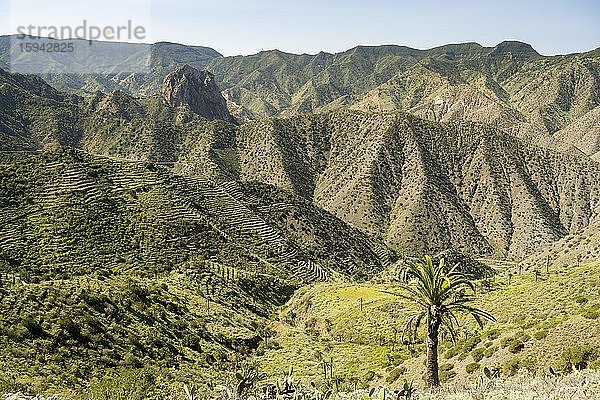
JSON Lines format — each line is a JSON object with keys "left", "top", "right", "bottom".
{"left": 2, "top": 65, "right": 597, "bottom": 261}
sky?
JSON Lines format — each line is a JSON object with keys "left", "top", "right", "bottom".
{"left": 1, "top": 0, "right": 599, "bottom": 56}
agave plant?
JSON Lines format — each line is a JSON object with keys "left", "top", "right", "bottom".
{"left": 394, "top": 380, "right": 415, "bottom": 400}
{"left": 235, "top": 364, "right": 268, "bottom": 398}
{"left": 183, "top": 383, "right": 200, "bottom": 400}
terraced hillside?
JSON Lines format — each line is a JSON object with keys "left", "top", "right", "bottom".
{"left": 0, "top": 148, "right": 389, "bottom": 281}
{"left": 76, "top": 103, "right": 600, "bottom": 259}
{"left": 0, "top": 147, "right": 389, "bottom": 390}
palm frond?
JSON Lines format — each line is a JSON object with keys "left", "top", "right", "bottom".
{"left": 394, "top": 255, "right": 495, "bottom": 342}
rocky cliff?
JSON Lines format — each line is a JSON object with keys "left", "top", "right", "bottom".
{"left": 162, "top": 64, "right": 236, "bottom": 124}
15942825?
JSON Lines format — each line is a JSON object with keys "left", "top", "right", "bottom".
{"left": 18, "top": 42, "right": 74, "bottom": 53}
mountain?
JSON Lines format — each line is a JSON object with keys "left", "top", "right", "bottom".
{"left": 0, "top": 67, "right": 398, "bottom": 388}
{"left": 3, "top": 38, "right": 599, "bottom": 160}
{"left": 162, "top": 65, "right": 236, "bottom": 124}
{"left": 208, "top": 41, "right": 600, "bottom": 159}
{"left": 0, "top": 36, "right": 223, "bottom": 96}
{"left": 230, "top": 112, "right": 600, "bottom": 260}
{"left": 0, "top": 43, "right": 599, "bottom": 394}
{"left": 3, "top": 65, "right": 598, "bottom": 260}
{"left": 554, "top": 106, "right": 600, "bottom": 158}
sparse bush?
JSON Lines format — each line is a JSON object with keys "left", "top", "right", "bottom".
{"left": 519, "top": 355, "right": 537, "bottom": 372}
{"left": 503, "top": 357, "right": 521, "bottom": 376}
{"left": 462, "top": 335, "right": 481, "bottom": 352}
{"left": 484, "top": 346, "right": 497, "bottom": 358}
{"left": 501, "top": 332, "right": 529, "bottom": 353}
{"left": 581, "top": 310, "right": 599, "bottom": 319}
{"left": 508, "top": 340, "right": 525, "bottom": 353}
{"left": 556, "top": 345, "right": 599, "bottom": 372}
{"left": 439, "top": 363, "right": 456, "bottom": 383}
{"left": 386, "top": 366, "right": 406, "bottom": 383}
{"left": 471, "top": 347, "right": 485, "bottom": 362}
{"left": 581, "top": 303, "right": 600, "bottom": 319}
{"left": 444, "top": 346, "right": 459, "bottom": 359}
{"left": 533, "top": 330, "right": 548, "bottom": 340}
{"left": 362, "top": 370, "right": 377, "bottom": 384}
{"left": 484, "top": 328, "right": 501, "bottom": 340}
{"left": 575, "top": 295, "right": 588, "bottom": 304}
{"left": 466, "top": 362, "right": 480, "bottom": 374}
{"left": 81, "top": 367, "right": 157, "bottom": 400}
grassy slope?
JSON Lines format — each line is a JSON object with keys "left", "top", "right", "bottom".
{"left": 0, "top": 146, "right": 392, "bottom": 394}
{"left": 257, "top": 261, "right": 600, "bottom": 390}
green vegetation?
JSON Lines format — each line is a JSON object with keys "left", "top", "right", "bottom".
{"left": 0, "top": 44, "right": 599, "bottom": 399}
{"left": 465, "top": 362, "right": 480, "bottom": 374}
{"left": 392, "top": 256, "right": 495, "bottom": 387}
{"left": 556, "top": 345, "right": 600, "bottom": 372}
{"left": 0, "top": 148, "right": 387, "bottom": 394}
{"left": 253, "top": 260, "right": 600, "bottom": 392}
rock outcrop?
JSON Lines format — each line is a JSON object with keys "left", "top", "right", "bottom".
{"left": 162, "top": 65, "right": 236, "bottom": 124}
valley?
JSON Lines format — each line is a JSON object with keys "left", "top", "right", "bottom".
{"left": 0, "top": 37, "right": 599, "bottom": 399}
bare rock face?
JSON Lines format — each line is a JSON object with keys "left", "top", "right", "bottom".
{"left": 162, "top": 65, "right": 236, "bottom": 124}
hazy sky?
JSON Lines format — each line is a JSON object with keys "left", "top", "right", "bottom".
{"left": 2, "top": 0, "right": 599, "bottom": 56}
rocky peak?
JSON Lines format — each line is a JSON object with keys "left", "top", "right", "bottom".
{"left": 488, "top": 41, "right": 540, "bottom": 61}
{"left": 162, "top": 65, "right": 236, "bottom": 124}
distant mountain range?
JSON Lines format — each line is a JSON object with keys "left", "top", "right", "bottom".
{"left": 1, "top": 36, "right": 599, "bottom": 161}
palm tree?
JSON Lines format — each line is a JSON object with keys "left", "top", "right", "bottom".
{"left": 395, "top": 255, "right": 495, "bottom": 387}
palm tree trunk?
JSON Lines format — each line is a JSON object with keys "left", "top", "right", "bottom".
{"left": 426, "top": 317, "right": 441, "bottom": 387}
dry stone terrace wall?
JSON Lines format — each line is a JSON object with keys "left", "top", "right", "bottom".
{"left": 0, "top": 149, "right": 387, "bottom": 286}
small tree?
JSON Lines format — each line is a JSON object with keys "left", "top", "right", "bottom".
{"left": 395, "top": 255, "right": 495, "bottom": 387}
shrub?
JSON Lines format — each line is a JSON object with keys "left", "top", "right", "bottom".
{"left": 471, "top": 347, "right": 485, "bottom": 362}
{"left": 466, "top": 362, "right": 480, "bottom": 374}
{"left": 581, "top": 310, "right": 599, "bottom": 319}
{"left": 519, "top": 355, "right": 537, "bottom": 372}
{"left": 462, "top": 336, "right": 481, "bottom": 352}
{"left": 508, "top": 340, "right": 525, "bottom": 354}
{"left": 439, "top": 364, "right": 456, "bottom": 383}
{"left": 439, "top": 363, "right": 454, "bottom": 372}
{"left": 444, "top": 346, "right": 459, "bottom": 359}
{"left": 123, "top": 352, "right": 141, "bottom": 368}
{"left": 484, "top": 346, "right": 497, "bottom": 358}
{"left": 362, "top": 370, "right": 377, "bottom": 384}
{"left": 556, "top": 345, "right": 599, "bottom": 372}
{"left": 484, "top": 329, "right": 501, "bottom": 340}
{"left": 533, "top": 330, "right": 548, "bottom": 340}
{"left": 575, "top": 295, "right": 588, "bottom": 304}
{"left": 59, "top": 318, "right": 82, "bottom": 339}
{"left": 6, "top": 325, "right": 29, "bottom": 341}
{"left": 501, "top": 332, "right": 529, "bottom": 353}
{"left": 80, "top": 367, "right": 156, "bottom": 400}
{"left": 21, "top": 318, "right": 44, "bottom": 337}
{"left": 503, "top": 357, "right": 520, "bottom": 376}
{"left": 386, "top": 366, "right": 406, "bottom": 383}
